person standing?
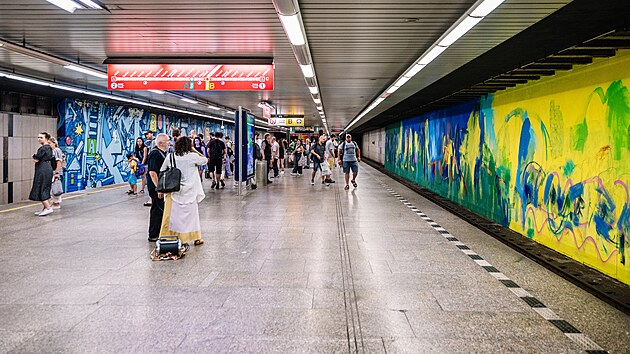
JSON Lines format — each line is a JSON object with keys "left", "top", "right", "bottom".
{"left": 30, "top": 132, "right": 55, "bottom": 216}
{"left": 304, "top": 138, "right": 311, "bottom": 169}
{"left": 207, "top": 131, "right": 226, "bottom": 189}
{"left": 159, "top": 137, "right": 207, "bottom": 246}
{"left": 261, "top": 133, "right": 273, "bottom": 184}
{"left": 49, "top": 137, "right": 64, "bottom": 209}
{"left": 310, "top": 135, "right": 327, "bottom": 186}
{"left": 279, "top": 138, "right": 287, "bottom": 174}
{"left": 134, "top": 137, "right": 148, "bottom": 194}
{"left": 338, "top": 134, "right": 361, "bottom": 190}
{"left": 325, "top": 134, "right": 336, "bottom": 185}
{"left": 290, "top": 140, "right": 305, "bottom": 176}
{"left": 146, "top": 133, "right": 170, "bottom": 242}
{"left": 271, "top": 136, "right": 279, "bottom": 178}
{"left": 142, "top": 132, "right": 156, "bottom": 207}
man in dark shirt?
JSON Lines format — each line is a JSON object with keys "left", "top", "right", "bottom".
{"left": 310, "top": 135, "right": 327, "bottom": 186}
{"left": 260, "top": 133, "right": 273, "bottom": 184}
{"left": 146, "top": 133, "right": 170, "bottom": 242}
{"left": 207, "top": 131, "right": 226, "bottom": 189}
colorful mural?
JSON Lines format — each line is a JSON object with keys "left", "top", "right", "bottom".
{"left": 57, "top": 99, "right": 234, "bottom": 192}
{"left": 385, "top": 52, "right": 630, "bottom": 284}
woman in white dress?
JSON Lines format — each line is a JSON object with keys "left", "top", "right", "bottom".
{"left": 159, "top": 136, "right": 207, "bottom": 245}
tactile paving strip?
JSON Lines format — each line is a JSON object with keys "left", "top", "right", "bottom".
{"left": 375, "top": 178, "right": 609, "bottom": 354}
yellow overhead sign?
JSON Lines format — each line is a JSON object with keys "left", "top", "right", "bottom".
{"left": 268, "top": 117, "right": 304, "bottom": 126}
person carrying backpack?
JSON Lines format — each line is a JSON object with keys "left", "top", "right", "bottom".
{"left": 207, "top": 132, "right": 226, "bottom": 189}
{"left": 337, "top": 133, "right": 361, "bottom": 190}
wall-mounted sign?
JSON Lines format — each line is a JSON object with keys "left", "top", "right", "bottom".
{"left": 262, "top": 106, "right": 271, "bottom": 119}
{"left": 268, "top": 117, "right": 304, "bottom": 127}
{"left": 107, "top": 64, "right": 274, "bottom": 91}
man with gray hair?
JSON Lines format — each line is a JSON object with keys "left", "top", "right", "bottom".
{"left": 146, "top": 133, "right": 170, "bottom": 242}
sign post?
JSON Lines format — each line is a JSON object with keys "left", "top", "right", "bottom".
{"left": 234, "top": 107, "right": 256, "bottom": 196}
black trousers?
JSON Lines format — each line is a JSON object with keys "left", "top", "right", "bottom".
{"left": 148, "top": 189, "right": 164, "bottom": 239}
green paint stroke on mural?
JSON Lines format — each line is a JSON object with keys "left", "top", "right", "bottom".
{"left": 571, "top": 118, "right": 588, "bottom": 152}
{"left": 564, "top": 160, "right": 575, "bottom": 177}
{"left": 604, "top": 80, "right": 630, "bottom": 159}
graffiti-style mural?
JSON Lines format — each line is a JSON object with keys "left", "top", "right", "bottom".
{"left": 57, "top": 99, "right": 234, "bottom": 192}
{"left": 385, "top": 53, "right": 630, "bottom": 284}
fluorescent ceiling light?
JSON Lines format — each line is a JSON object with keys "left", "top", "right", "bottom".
{"left": 313, "top": 98, "right": 321, "bottom": 104}
{"left": 208, "top": 104, "right": 221, "bottom": 110}
{"left": 394, "top": 76, "right": 411, "bottom": 87}
{"left": 226, "top": 110, "right": 235, "bottom": 114}
{"left": 300, "top": 64, "right": 314, "bottom": 78}
{"left": 386, "top": 86, "right": 399, "bottom": 94}
{"left": 418, "top": 45, "right": 448, "bottom": 65}
{"left": 438, "top": 16, "right": 483, "bottom": 47}
{"left": 308, "top": 86, "right": 318, "bottom": 94}
{"left": 148, "top": 89, "right": 165, "bottom": 94}
{"left": 279, "top": 14, "right": 306, "bottom": 46}
{"left": 470, "top": 0, "right": 505, "bottom": 17}
{"left": 181, "top": 98, "right": 198, "bottom": 104}
{"left": 46, "top": 0, "right": 83, "bottom": 13}
{"left": 404, "top": 64, "right": 426, "bottom": 78}
{"left": 79, "top": 0, "right": 103, "bottom": 9}
{"left": 64, "top": 64, "right": 108, "bottom": 79}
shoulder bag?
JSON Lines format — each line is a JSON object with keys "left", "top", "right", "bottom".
{"left": 157, "top": 153, "right": 181, "bottom": 193}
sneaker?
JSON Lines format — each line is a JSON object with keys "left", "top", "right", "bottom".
{"left": 321, "top": 180, "right": 325, "bottom": 184}
{"left": 326, "top": 182, "right": 330, "bottom": 186}
{"left": 328, "top": 179, "right": 336, "bottom": 183}
{"left": 311, "top": 180, "right": 315, "bottom": 185}
{"left": 267, "top": 180, "right": 273, "bottom": 184}
{"left": 38, "top": 208, "right": 53, "bottom": 216}
{"left": 290, "top": 173, "right": 297, "bottom": 176}
{"left": 34, "top": 210, "right": 43, "bottom": 215}
{"left": 131, "top": 193, "right": 138, "bottom": 197}
{"left": 211, "top": 181, "right": 217, "bottom": 189}
{"left": 126, "top": 190, "right": 133, "bottom": 195}
{"left": 220, "top": 180, "right": 225, "bottom": 188}
{"left": 139, "top": 190, "right": 145, "bottom": 193}
{"left": 344, "top": 185, "right": 349, "bottom": 190}
{"left": 148, "top": 237, "right": 158, "bottom": 242}
{"left": 51, "top": 205, "right": 61, "bottom": 209}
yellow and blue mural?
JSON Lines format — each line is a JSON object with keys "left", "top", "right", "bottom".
{"left": 385, "top": 52, "right": 630, "bottom": 284}
{"left": 57, "top": 98, "right": 233, "bottom": 192}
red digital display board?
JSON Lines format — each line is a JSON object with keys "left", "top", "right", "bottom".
{"left": 107, "top": 64, "right": 274, "bottom": 91}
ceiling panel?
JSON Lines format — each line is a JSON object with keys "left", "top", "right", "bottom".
{"left": 0, "top": 0, "right": 573, "bottom": 131}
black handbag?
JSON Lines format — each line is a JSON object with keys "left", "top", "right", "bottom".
{"left": 157, "top": 153, "right": 181, "bottom": 193}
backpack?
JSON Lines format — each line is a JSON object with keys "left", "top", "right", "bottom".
{"left": 254, "top": 142, "right": 263, "bottom": 160}
{"left": 340, "top": 141, "right": 358, "bottom": 159}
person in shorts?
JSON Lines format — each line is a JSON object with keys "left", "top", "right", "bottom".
{"left": 126, "top": 154, "right": 138, "bottom": 196}
{"left": 338, "top": 134, "right": 361, "bottom": 190}
{"left": 207, "top": 131, "right": 226, "bottom": 189}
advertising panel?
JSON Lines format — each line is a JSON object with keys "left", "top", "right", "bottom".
{"left": 107, "top": 64, "right": 274, "bottom": 91}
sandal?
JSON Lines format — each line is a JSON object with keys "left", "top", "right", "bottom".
{"left": 194, "top": 239, "right": 204, "bottom": 246}
{"left": 344, "top": 185, "right": 350, "bottom": 190}
{"left": 143, "top": 202, "right": 152, "bottom": 207}
{"left": 351, "top": 180, "right": 357, "bottom": 188}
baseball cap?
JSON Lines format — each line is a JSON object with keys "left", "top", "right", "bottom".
{"left": 345, "top": 133, "right": 352, "bottom": 138}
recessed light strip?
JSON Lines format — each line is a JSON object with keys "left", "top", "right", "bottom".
{"left": 345, "top": 0, "right": 506, "bottom": 131}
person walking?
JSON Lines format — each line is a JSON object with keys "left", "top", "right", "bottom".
{"left": 290, "top": 140, "right": 305, "bottom": 176}
{"left": 338, "top": 134, "right": 361, "bottom": 190}
{"left": 207, "top": 131, "right": 226, "bottom": 189}
{"left": 134, "top": 137, "right": 148, "bottom": 194}
{"left": 304, "top": 138, "right": 311, "bottom": 169}
{"left": 279, "top": 138, "right": 287, "bottom": 174}
{"left": 146, "top": 133, "right": 170, "bottom": 242}
{"left": 310, "top": 135, "right": 327, "bottom": 186}
{"left": 159, "top": 136, "right": 207, "bottom": 246}
{"left": 49, "top": 137, "right": 64, "bottom": 209}
{"left": 325, "top": 134, "right": 336, "bottom": 184}
{"left": 30, "top": 132, "right": 55, "bottom": 216}
{"left": 271, "top": 136, "right": 279, "bottom": 178}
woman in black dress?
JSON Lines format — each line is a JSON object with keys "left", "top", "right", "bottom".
{"left": 30, "top": 132, "right": 55, "bottom": 216}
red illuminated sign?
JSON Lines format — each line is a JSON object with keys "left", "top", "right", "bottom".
{"left": 107, "top": 64, "right": 274, "bottom": 91}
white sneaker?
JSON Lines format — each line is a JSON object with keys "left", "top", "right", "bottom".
{"left": 38, "top": 208, "right": 53, "bottom": 216}
{"left": 52, "top": 205, "right": 61, "bottom": 209}
{"left": 34, "top": 210, "right": 43, "bottom": 215}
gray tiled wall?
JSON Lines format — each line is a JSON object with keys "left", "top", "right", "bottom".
{"left": 0, "top": 112, "right": 57, "bottom": 205}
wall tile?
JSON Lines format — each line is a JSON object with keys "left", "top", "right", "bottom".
{"left": 7, "top": 138, "right": 22, "bottom": 161}
{"left": 22, "top": 159, "right": 35, "bottom": 182}
{"left": 8, "top": 159, "right": 21, "bottom": 182}
{"left": 12, "top": 114, "right": 23, "bottom": 137}
{"left": 22, "top": 137, "right": 37, "bottom": 160}
{"left": 0, "top": 183, "right": 7, "bottom": 205}
{"left": 21, "top": 180, "right": 32, "bottom": 201}
{"left": 12, "top": 179, "right": 22, "bottom": 202}
{"left": 0, "top": 113, "right": 6, "bottom": 137}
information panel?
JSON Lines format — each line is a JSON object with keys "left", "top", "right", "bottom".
{"left": 107, "top": 64, "right": 274, "bottom": 91}
{"left": 268, "top": 117, "right": 304, "bottom": 126}
{"left": 234, "top": 109, "right": 256, "bottom": 183}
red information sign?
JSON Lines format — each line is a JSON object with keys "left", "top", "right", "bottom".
{"left": 107, "top": 64, "right": 274, "bottom": 91}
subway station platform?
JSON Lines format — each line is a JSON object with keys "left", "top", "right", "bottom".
{"left": 0, "top": 163, "right": 628, "bottom": 354}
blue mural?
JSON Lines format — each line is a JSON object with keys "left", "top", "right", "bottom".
{"left": 57, "top": 98, "right": 234, "bottom": 192}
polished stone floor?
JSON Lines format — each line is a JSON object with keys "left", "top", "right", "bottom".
{"left": 0, "top": 163, "right": 628, "bottom": 353}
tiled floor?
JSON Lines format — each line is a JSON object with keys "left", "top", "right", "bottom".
{"left": 0, "top": 163, "right": 628, "bottom": 353}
